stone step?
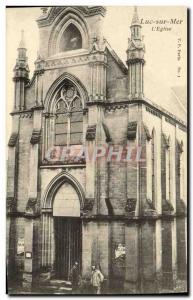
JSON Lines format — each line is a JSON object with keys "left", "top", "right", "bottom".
{"left": 49, "top": 285, "right": 72, "bottom": 291}
{"left": 39, "top": 279, "right": 72, "bottom": 293}
{"left": 50, "top": 279, "right": 72, "bottom": 287}
{"left": 38, "top": 285, "right": 72, "bottom": 294}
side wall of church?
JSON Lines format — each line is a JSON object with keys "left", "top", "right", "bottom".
{"left": 142, "top": 105, "right": 187, "bottom": 290}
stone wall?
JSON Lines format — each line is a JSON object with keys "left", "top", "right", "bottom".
{"left": 7, "top": 5, "right": 187, "bottom": 294}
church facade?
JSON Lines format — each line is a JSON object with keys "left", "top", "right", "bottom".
{"left": 7, "top": 6, "right": 187, "bottom": 294}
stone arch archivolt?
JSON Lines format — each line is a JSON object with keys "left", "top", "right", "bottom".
{"left": 44, "top": 72, "right": 88, "bottom": 113}
{"left": 42, "top": 72, "right": 88, "bottom": 157}
{"left": 41, "top": 171, "right": 85, "bottom": 268}
{"left": 42, "top": 171, "right": 85, "bottom": 211}
{"left": 48, "top": 8, "right": 90, "bottom": 56}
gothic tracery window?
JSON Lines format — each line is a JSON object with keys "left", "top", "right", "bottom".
{"left": 59, "top": 24, "right": 82, "bottom": 52}
{"left": 55, "top": 80, "right": 83, "bottom": 146}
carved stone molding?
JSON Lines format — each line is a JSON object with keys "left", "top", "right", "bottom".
{"left": 177, "top": 140, "right": 183, "bottom": 153}
{"left": 178, "top": 124, "right": 187, "bottom": 132}
{"left": 127, "top": 58, "right": 145, "bottom": 65}
{"left": 84, "top": 198, "right": 94, "bottom": 211}
{"left": 162, "top": 199, "right": 174, "bottom": 216}
{"left": 31, "top": 104, "right": 44, "bottom": 111}
{"left": 37, "top": 6, "right": 106, "bottom": 28}
{"left": 176, "top": 199, "right": 186, "bottom": 215}
{"left": 45, "top": 51, "right": 107, "bottom": 70}
{"left": 143, "top": 123, "right": 151, "bottom": 141}
{"left": 20, "top": 113, "right": 33, "bottom": 118}
{"left": 162, "top": 133, "right": 170, "bottom": 149}
{"left": 6, "top": 197, "right": 16, "bottom": 212}
{"left": 105, "top": 104, "right": 128, "bottom": 112}
{"left": 146, "top": 106, "right": 162, "bottom": 119}
{"left": 102, "top": 123, "right": 111, "bottom": 143}
{"left": 34, "top": 69, "right": 45, "bottom": 76}
{"left": 81, "top": 198, "right": 95, "bottom": 216}
{"left": 165, "top": 117, "right": 176, "bottom": 127}
{"left": 89, "top": 95, "right": 106, "bottom": 102}
{"left": 127, "top": 121, "right": 137, "bottom": 140}
{"left": 10, "top": 109, "right": 32, "bottom": 116}
{"left": 30, "top": 130, "right": 41, "bottom": 145}
{"left": 142, "top": 198, "right": 157, "bottom": 217}
{"left": 86, "top": 125, "right": 96, "bottom": 141}
{"left": 43, "top": 112, "right": 55, "bottom": 118}
{"left": 45, "top": 54, "right": 90, "bottom": 69}
{"left": 13, "top": 76, "right": 30, "bottom": 84}
{"left": 42, "top": 156, "right": 86, "bottom": 165}
{"left": 8, "top": 133, "right": 18, "bottom": 147}
{"left": 25, "top": 197, "right": 37, "bottom": 215}
{"left": 125, "top": 198, "right": 137, "bottom": 216}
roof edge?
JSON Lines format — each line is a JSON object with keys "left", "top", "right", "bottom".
{"left": 105, "top": 40, "right": 128, "bottom": 75}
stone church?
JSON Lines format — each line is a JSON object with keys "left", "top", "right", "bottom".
{"left": 7, "top": 6, "right": 187, "bottom": 294}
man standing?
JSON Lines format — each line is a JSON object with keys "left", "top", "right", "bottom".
{"left": 91, "top": 265, "right": 104, "bottom": 294}
{"left": 69, "top": 261, "right": 80, "bottom": 294}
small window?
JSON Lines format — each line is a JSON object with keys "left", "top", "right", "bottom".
{"left": 59, "top": 24, "right": 82, "bottom": 52}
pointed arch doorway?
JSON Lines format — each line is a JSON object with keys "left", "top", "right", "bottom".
{"left": 54, "top": 217, "right": 82, "bottom": 279}
{"left": 53, "top": 182, "right": 82, "bottom": 280}
{"left": 41, "top": 172, "right": 84, "bottom": 281}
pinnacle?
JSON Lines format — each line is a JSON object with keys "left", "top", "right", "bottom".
{"left": 131, "top": 6, "right": 140, "bottom": 26}
{"left": 18, "top": 30, "right": 26, "bottom": 48}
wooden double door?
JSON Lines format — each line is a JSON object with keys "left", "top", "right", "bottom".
{"left": 54, "top": 217, "right": 82, "bottom": 280}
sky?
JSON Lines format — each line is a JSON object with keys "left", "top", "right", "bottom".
{"left": 6, "top": 6, "right": 187, "bottom": 136}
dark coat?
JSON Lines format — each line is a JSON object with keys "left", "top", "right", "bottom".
{"left": 70, "top": 265, "right": 79, "bottom": 286}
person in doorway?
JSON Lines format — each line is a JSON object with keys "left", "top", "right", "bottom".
{"left": 69, "top": 261, "right": 80, "bottom": 294}
{"left": 91, "top": 265, "right": 104, "bottom": 294}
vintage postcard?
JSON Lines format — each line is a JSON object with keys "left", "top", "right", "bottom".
{"left": 6, "top": 6, "right": 187, "bottom": 295}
